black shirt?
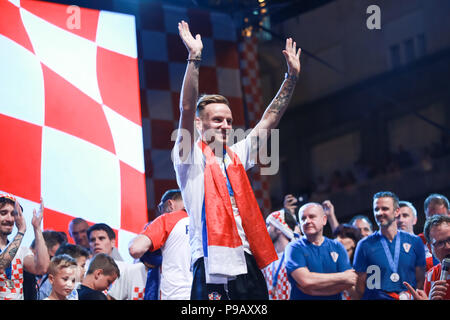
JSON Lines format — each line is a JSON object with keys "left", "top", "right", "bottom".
{"left": 77, "top": 284, "right": 107, "bottom": 300}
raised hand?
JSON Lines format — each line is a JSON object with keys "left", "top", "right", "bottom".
{"left": 282, "top": 38, "right": 301, "bottom": 77}
{"left": 322, "top": 200, "right": 335, "bottom": 217}
{"left": 178, "top": 20, "right": 203, "bottom": 59}
{"left": 283, "top": 194, "right": 298, "bottom": 215}
{"left": 14, "top": 199, "right": 26, "bottom": 234}
{"left": 31, "top": 197, "right": 44, "bottom": 230}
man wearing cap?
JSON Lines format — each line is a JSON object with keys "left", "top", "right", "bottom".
{"left": 129, "top": 189, "right": 192, "bottom": 300}
{"left": 173, "top": 19, "right": 300, "bottom": 300}
{"left": 263, "top": 209, "right": 298, "bottom": 300}
{"left": 0, "top": 194, "right": 49, "bottom": 300}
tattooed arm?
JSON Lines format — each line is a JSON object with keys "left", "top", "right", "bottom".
{"left": 0, "top": 200, "right": 26, "bottom": 272}
{"left": 249, "top": 38, "right": 301, "bottom": 142}
{"left": 176, "top": 20, "right": 203, "bottom": 156}
{"left": 0, "top": 233, "right": 25, "bottom": 272}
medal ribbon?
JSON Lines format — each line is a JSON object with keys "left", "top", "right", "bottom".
{"left": 0, "top": 244, "right": 12, "bottom": 280}
{"left": 271, "top": 252, "right": 285, "bottom": 296}
{"left": 380, "top": 231, "right": 401, "bottom": 275}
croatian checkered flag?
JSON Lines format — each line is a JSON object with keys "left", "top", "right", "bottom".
{"left": 0, "top": 0, "right": 148, "bottom": 257}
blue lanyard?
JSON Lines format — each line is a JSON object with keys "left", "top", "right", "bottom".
{"left": 271, "top": 253, "right": 285, "bottom": 290}
{"left": 380, "top": 232, "right": 401, "bottom": 274}
{"left": 0, "top": 244, "right": 12, "bottom": 279}
{"left": 222, "top": 151, "right": 234, "bottom": 197}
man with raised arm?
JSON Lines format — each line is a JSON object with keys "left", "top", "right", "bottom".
{"left": 173, "top": 20, "right": 301, "bottom": 300}
{"left": 0, "top": 195, "right": 49, "bottom": 300}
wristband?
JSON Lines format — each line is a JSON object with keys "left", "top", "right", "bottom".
{"left": 17, "top": 231, "right": 25, "bottom": 236}
{"left": 284, "top": 72, "right": 298, "bottom": 81}
{"left": 187, "top": 58, "right": 201, "bottom": 62}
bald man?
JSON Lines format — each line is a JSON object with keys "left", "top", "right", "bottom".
{"left": 285, "top": 202, "right": 357, "bottom": 300}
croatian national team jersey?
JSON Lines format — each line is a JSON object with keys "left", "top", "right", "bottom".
{"left": 141, "top": 210, "right": 192, "bottom": 300}
{"left": 353, "top": 230, "right": 426, "bottom": 297}
{"left": 285, "top": 236, "right": 351, "bottom": 300}
{"left": 108, "top": 260, "right": 147, "bottom": 300}
{"left": 262, "top": 251, "right": 291, "bottom": 300}
{"left": 424, "top": 263, "right": 450, "bottom": 300}
{"left": 0, "top": 247, "right": 33, "bottom": 300}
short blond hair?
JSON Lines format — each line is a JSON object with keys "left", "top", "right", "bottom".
{"left": 47, "top": 254, "right": 77, "bottom": 276}
{"left": 196, "top": 94, "right": 229, "bottom": 116}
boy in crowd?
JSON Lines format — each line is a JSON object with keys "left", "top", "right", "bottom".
{"left": 78, "top": 253, "right": 120, "bottom": 300}
{"left": 45, "top": 254, "right": 77, "bottom": 300}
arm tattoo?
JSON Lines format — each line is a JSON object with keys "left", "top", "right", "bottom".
{"left": 189, "top": 59, "right": 201, "bottom": 69}
{"left": 268, "top": 77, "right": 297, "bottom": 115}
{"left": 187, "top": 54, "right": 202, "bottom": 69}
{"left": 0, "top": 233, "right": 24, "bottom": 270}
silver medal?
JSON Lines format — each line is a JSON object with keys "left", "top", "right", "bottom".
{"left": 390, "top": 272, "right": 400, "bottom": 282}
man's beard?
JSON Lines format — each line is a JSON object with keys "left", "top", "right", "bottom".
{"left": 377, "top": 216, "right": 396, "bottom": 228}
{"left": 0, "top": 228, "right": 13, "bottom": 237}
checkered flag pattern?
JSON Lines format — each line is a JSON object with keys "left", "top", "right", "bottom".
{"left": 0, "top": 259, "right": 24, "bottom": 299}
{"left": 262, "top": 259, "right": 291, "bottom": 300}
{"left": 0, "top": 0, "right": 147, "bottom": 256}
{"left": 0, "top": 0, "right": 273, "bottom": 256}
{"left": 238, "top": 35, "right": 272, "bottom": 215}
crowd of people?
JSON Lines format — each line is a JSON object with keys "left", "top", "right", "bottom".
{"left": 1, "top": 190, "right": 448, "bottom": 301}
{"left": 1, "top": 20, "right": 449, "bottom": 301}
{"left": 311, "top": 135, "right": 450, "bottom": 197}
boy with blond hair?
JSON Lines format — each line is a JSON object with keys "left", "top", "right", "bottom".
{"left": 45, "top": 254, "right": 77, "bottom": 300}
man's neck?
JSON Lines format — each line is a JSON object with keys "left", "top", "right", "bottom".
{"left": 306, "top": 233, "right": 324, "bottom": 246}
{"left": 274, "top": 236, "right": 289, "bottom": 254}
{"left": 0, "top": 234, "right": 8, "bottom": 249}
{"left": 381, "top": 224, "right": 398, "bottom": 241}
{"left": 82, "top": 276, "right": 96, "bottom": 291}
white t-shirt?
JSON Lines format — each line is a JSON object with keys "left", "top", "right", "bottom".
{"left": 172, "top": 137, "right": 256, "bottom": 267}
{"left": 0, "top": 246, "right": 33, "bottom": 300}
{"left": 107, "top": 260, "right": 147, "bottom": 300}
{"left": 143, "top": 210, "right": 192, "bottom": 300}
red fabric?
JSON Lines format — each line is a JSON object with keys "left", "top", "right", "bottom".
{"left": 142, "top": 210, "right": 188, "bottom": 251}
{"left": 199, "top": 141, "right": 277, "bottom": 269}
{"left": 418, "top": 233, "right": 436, "bottom": 271}
{"left": 424, "top": 263, "right": 450, "bottom": 300}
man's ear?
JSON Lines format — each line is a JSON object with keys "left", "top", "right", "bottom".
{"left": 166, "top": 199, "right": 174, "bottom": 213}
{"left": 394, "top": 207, "right": 400, "bottom": 218}
{"left": 194, "top": 116, "right": 202, "bottom": 133}
{"left": 48, "top": 274, "right": 54, "bottom": 285}
{"left": 93, "top": 269, "right": 103, "bottom": 280}
{"left": 322, "top": 213, "right": 328, "bottom": 226}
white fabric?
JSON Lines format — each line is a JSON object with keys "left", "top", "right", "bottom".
{"left": 159, "top": 216, "right": 192, "bottom": 300}
{"left": 108, "top": 260, "right": 147, "bottom": 300}
{"left": 0, "top": 246, "right": 33, "bottom": 300}
{"left": 172, "top": 136, "right": 256, "bottom": 282}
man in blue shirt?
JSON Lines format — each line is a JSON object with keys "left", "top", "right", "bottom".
{"left": 353, "top": 191, "right": 426, "bottom": 300}
{"left": 285, "top": 202, "right": 357, "bottom": 300}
